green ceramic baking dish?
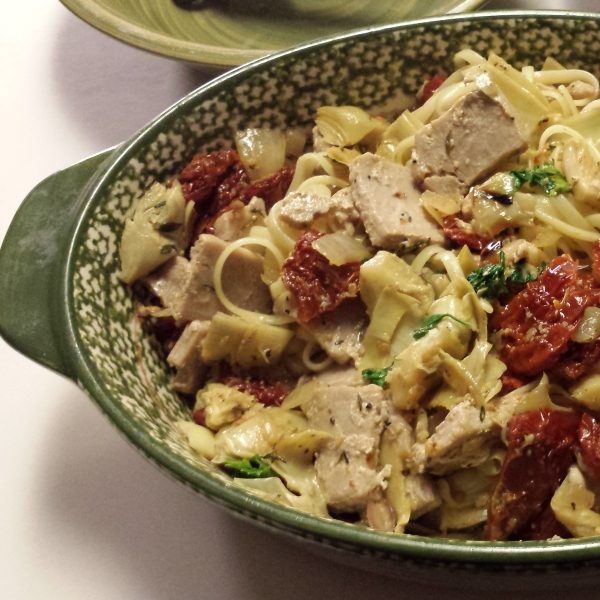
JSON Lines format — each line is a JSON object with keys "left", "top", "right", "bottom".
{"left": 4, "top": 11, "right": 600, "bottom": 589}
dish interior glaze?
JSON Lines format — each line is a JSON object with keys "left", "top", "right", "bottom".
{"left": 65, "top": 12, "right": 600, "bottom": 579}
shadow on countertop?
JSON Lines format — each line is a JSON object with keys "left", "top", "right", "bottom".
{"left": 51, "top": 9, "right": 219, "bottom": 151}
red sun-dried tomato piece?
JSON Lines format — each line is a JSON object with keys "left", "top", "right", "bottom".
{"left": 211, "top": 159, "right": 251, "bottom": 215}
{"left": 579, "top": 413, "right": 600, "bottom": 483}
{"left": 281, "top": 229, "right": 360, "bottom": 323}
{"left": 593, "top": 240, "right": 600, "bottom": 285}
{"left": 485, "top": 408, "right": 580, "bottom": 541}
{"left": 553, "top": 339, "right": 600, "bottom": 383}
{"left": 419, "top": 73, "right": 448, "bottom": 105}
{"left": 179, "top": 149, "right": 242, "bottom": 204}
{"left": 442, "top": 215, "right": 492, "bottom": 252}
{"left": 192, "top": 408, "right": 206, "bottom": 427}
{"left": 212, "top": 362, "right": 290, "bottom": 406}
{"left": 499, "top": 373, "right": 529, "bottom": 396}
{"left": 146, "top": 315, "right": 185, "bottom": 347}
{"left": 518, "top": 502, "right": 572, "bottom": 541}
{"left": 245, "top": 166, "right": 295, "bottom": 210}
{"left": 498, "top": 255, "right": 600, "bottom": 378}
{"left": 222, "top": 375, "right": 289, "bottom": 406}
{"left": 193, "top": 164, "right": 295, "bottom": 236}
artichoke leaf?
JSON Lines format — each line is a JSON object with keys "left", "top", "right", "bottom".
{"left": 119, "top": 180, "right": 193, "bottom": 284}
{"left": 202, "top": 312, "right": 293, "bottom": 368}
{"left": 316, "top": 106, "right": 386, "bottom": 148}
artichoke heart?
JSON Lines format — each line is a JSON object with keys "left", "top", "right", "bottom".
{"left": 360, "top": 251, "right": 434, "bottom": 316}
{"left": 316, "top": 106, "right": 386, "bottom": 148}
{"left": 201, "top": 312, "right": 293, "bottom": 368}
{"left": 360, "top": 286, "right": 421, "bottom": 370}
{"left": 119, "top": 180, "right": 193, "bottom": 283}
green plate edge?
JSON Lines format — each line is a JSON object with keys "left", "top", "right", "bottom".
{"left": 54, "top": 10, "right": 600, "bottom": 570}
{"left": 59, "top": 0, "right": 487, "bottom": 68}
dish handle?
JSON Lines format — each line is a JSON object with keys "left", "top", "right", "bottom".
{"left": 0, "top": 149, "right": 115, "bottom": 379}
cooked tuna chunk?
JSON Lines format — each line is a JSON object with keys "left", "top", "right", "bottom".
{"left": 412, "top": 89, "right": 527, "bottom": 193}
{"left": 279, "top": 189, "right": 359, "bottom": 230}
{"left": 213, "top": 198, "right": 266, "bottom": 242}
{"left": 301, "top": 299, "right": 367, "bottom": 365}
{"left": 349, "top": 153, "right": 444, "bottom": 250}
{"left": 167, "top": 320, "right": 210, "bottom": 394}
{"left": 380, "top": 409, "right": 440, "bottom": 527}
{"left": 411, "top": 400, "right": 497, "bottom": 476}
{"left": 405, "top": 473, "right": 441, "bottom": 519}
{"left": 411, "top": 378, "right": 554, "bottom": 476}
{"left": 306, "top": 384, "right": 389, "bottom": 512}
{"left": 421, "top": 174, "right": 463, "bottom": 198}
{"left": 171, "top": 234, "right": 271, "bottom": 322}
{"left": 143, "top": 256, "right": 190, "bottom": 310}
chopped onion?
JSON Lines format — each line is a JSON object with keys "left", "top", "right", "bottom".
{"left": 284, "top": 128, "right": 307, "bottom": 159}
{"left": 573, "top": 307, "right": 600, "bottom": 343}
{"left": 235, "top": 128, "right": 286, "bottom": 182}
{"left": 311, "top": 231, "right": 371, "bottom": 265}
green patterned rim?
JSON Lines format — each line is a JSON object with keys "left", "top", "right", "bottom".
{"left": 59, "top": 0, "right": 487, "bottom": 68}
{"left": 5, "top": 10, "right": 600, "bottom": 583}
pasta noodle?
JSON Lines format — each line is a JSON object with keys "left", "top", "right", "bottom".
{"left": 213, "top": 236, "right": 295, "bottom": 326}
{"left": 119, "top": 49, "right": 600, "bottom": 542}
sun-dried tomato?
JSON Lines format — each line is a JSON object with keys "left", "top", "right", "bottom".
{"left": 245, "top": 166, "right": 295, "bottom": 210}
{"left": 419, "top": 73, "right": 448, "bottom": 106}
{"left": 201, "top": 166, "right": 295, "bottom": 235}
{"left": 485, "top": 408, "right": 580, "bottom": 541}
{"left": 192, "top": 408, "right": 206, "bottom": 427}
{"left": 553, "top": 339, "right": 600, "bottom": 383}
{"left": 442, "top": 215, "right": 492, "bottom": 252}
{"left": 211, "top": 362, "right": 290, "bottom": 406}
{"left": 212, "top": 159, "right": 251, "bottom": 214}
{"left": 222, "top": 375, "right": 289, "bottom": 406}
{"left": 281, "top": 230, "right": 360, "bottom": 323}
{"left": 579, "top": 413, "right": 600, "bottom": 483}
{"left": 182, "top": 156, "right": 294, "bottom": 241}
{"left": 518, "top": 502, "right": 572, "bottom": 541}
{"left": 499, "top": 373, "right": 528, "bottom": 396}
{"left": 593, "top": 240, "right": 600, "bottom": 284}
{"left": 498, "top": 255, "right": 600, "bottom": 378}
{"left": 179, "top": 149, "right": 242, "bottom": 204}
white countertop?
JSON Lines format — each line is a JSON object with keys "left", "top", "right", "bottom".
{"left": 2, "top": 2, "right": 599, "bottom": 599}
